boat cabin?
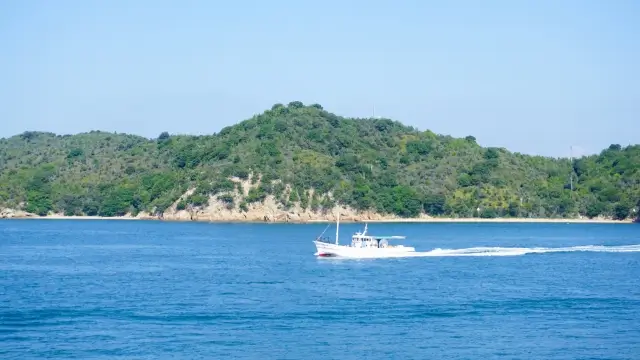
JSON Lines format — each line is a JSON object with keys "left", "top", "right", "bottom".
{"left": 350, "top": 224, "right": 405, "bottom": 248}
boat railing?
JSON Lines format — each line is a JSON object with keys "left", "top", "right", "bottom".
{"left": 315, "top": 236, "right": 333, "bottom": 243}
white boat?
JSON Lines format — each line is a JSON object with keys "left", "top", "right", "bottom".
{"left": 313, "top": 212, "right": 416, "bottom": 258}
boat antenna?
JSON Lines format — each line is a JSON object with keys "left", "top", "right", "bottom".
{"left": 335, "top": 210, "right": 339, "bottom": 245}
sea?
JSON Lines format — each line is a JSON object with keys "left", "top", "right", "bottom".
{"left": 1, "top": 219, "right": 639, "bottom": 359}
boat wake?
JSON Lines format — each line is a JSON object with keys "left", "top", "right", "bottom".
{"left": 317, "top": 244, "right": 640, "bottom": 259}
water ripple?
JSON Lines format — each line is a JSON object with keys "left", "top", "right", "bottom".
{"left": 1, "top": 220, "right": 640, "bottom": 359}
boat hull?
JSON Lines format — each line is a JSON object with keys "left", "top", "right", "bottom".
{"left": 313, "top": 240, "right": 416, "bottom": 258}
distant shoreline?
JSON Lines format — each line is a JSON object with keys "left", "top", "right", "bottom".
{"left": 1, "top": 213, "right": 634, "bottom": 224}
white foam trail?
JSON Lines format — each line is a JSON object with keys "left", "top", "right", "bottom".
{"left": 328, "top": 244, "right": 640, "bottom": 259}
{"left": 418, "top": 244, "right": 640, "bottom": 257}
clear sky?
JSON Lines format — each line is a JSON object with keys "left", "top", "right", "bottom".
{"left": 1, "top": 0, "right": 638, "bottom": 157}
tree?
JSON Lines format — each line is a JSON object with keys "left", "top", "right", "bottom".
{"left": 613, "top": 203, "right": 630, "bottom": 220}
{"left": 424, "top": 193, "right": 446, "bottom": 215}
{"left": 288, "top": 101, "right": 304, "bottom": 109}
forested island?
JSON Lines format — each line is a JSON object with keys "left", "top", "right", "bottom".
{"left": 0, "top": 102, "right": 638, "bottom": 223}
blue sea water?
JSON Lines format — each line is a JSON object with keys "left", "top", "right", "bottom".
{"left": 1, "top": 219, "right": 640, "bottom": 359}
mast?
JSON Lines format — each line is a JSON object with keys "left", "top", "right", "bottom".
{"left": 335, "top": 211, "right": 339, "bottom": 245}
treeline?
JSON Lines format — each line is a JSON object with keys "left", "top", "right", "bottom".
{"left": 0, "top": 102, "right": 638, "bottom": 221}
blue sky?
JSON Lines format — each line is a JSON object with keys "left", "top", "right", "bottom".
{"left": 1, "top": 0, "right": 638, "bottom": 157}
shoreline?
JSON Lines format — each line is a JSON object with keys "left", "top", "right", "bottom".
{"left": 1, "top": 214, "right": 634, "bottom": 224}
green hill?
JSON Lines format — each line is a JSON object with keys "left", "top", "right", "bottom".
{"left": 0, "top": 102, "right": 638, "bottom": 221}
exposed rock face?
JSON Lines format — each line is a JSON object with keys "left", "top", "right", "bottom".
{"left": 0, "top": 208, "right": 36, "bottom": 219}
{"left": 157, "top": 192, "right": 406, "bottom": 223}
{"left": 150, "top": 175, "right": 407, "bottom": 223}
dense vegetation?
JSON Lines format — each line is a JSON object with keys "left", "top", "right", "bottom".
{"left": 1, "top": 102, "right": 638, "bottom": 221}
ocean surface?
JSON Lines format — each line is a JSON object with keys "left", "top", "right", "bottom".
{"left": 1, "top": 219, "right": 640, "bottom": 359}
